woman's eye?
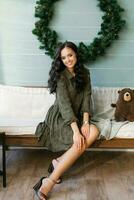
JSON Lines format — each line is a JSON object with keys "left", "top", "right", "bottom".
{"left": 69, "top": 54, "right": 72, "bottom": 57}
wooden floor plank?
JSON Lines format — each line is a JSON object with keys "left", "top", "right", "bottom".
{"left": 0, "top": 150, "right": 133, "bottom": 200}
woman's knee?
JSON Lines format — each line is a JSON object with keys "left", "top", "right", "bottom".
{"left": 85, "top": 124, "right": 99, "bottom": 148}
{"left": 90, "top": 124, "right": 99, "bottom": 137}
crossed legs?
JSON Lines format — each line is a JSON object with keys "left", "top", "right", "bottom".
{"left": 35, "top": 124, "right": 99, "bottom": 199}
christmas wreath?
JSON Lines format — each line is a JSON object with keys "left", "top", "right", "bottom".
{"left": 32, "top": 0, "right": 126, "bottom": 64}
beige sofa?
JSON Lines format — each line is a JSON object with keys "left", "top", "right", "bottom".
{"left": 0, "top": 84, "right": 134, "bottom": 149}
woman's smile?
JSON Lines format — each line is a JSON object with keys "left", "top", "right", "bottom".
{"left": 61, "top": 47, "right": 77, "bottom": 72}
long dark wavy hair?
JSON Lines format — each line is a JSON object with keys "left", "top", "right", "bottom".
{"left": 48, "top": 41, "right": 87, "bottom": 93}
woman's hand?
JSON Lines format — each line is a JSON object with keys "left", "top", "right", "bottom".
{"left": 73, "top": 131, "right": 85, "bottom": 151}
{"left": 81, "top": 123, "right": 90, "bottom": 139}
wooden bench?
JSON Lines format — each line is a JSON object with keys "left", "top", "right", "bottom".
{"left": 0, "top": 85, "right": 134, "bottom": 187}
{"left": 0, "top": 85, "right": 133, "bottom": 150}
{"left": 5, "top": 132, "right": 134, "bottom": 149}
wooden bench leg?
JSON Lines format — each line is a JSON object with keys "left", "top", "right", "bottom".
{"left": 0, "top": 132, "right": 6, "bottom": 187}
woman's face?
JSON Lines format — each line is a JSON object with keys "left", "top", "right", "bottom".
{"left": 61, "top": 47, "right": 77, "bottom": 71}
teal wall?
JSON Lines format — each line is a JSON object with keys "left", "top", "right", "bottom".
{"left": 0, "top": 0, "right": 134, "bottom": 87}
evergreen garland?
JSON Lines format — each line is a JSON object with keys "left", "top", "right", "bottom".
{"left": 32, "top": 0, "right": 126, "bottom": 64}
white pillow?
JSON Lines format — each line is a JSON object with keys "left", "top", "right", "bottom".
{"left": 0, "top": 84, "right": 55, "bottom": 121}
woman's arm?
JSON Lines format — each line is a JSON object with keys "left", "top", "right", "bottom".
{"left": 71, "top": 121, "right": 85, "bottom": 150}
{"left": 81, "top": 112, "right": 90, "bottom": 139}
{"left": 57, "top": 76, "right": 86, "bottom": 149}
{"left": 80, "top": 69, "right": 92, "bottom": 117}
{"left": 80, "top": 69, "right": 92, "bottom": 139}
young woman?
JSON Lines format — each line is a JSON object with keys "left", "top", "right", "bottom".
{"left": 33, "top": 41, "right": 99, "bottom": 199}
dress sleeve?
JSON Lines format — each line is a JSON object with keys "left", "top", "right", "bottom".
{"left": 80, "top": 69, "right": 92, "bottom": 116}
{"left": 56, "top": 76, "right": 78, "bottom": 125}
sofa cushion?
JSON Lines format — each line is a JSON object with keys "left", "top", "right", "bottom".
{"left": 0, "top": 84, "right": 55, "bottom": 135}
{"left": 0, "top": 84, "right": 55, "bottom": 120}
{"left": 91, "top": 87, "right": 120, "bottom": 118}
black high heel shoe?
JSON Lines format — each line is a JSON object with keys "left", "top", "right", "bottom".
{"left": 33, "top": 177, "right": 48, "bottom": 200}
{"left": 48, "top": 162, "right": 62, "bottom": 184}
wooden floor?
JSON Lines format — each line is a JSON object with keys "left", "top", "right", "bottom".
{"left": 0, "top": 149, "right": 134, "bottom": 200}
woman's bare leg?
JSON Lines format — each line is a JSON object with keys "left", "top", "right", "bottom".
{"left": 53, "top": 124, "right": 99, "bottom": 164}
{"left": 85, "top": 124, "right": 99, "bottom": 148}
{"left": 40, "top": 124, "right": 99, "bottom": 196}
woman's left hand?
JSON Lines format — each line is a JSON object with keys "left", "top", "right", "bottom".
{"left": 81, "top": 123, "right": 90, "bottom": 139}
